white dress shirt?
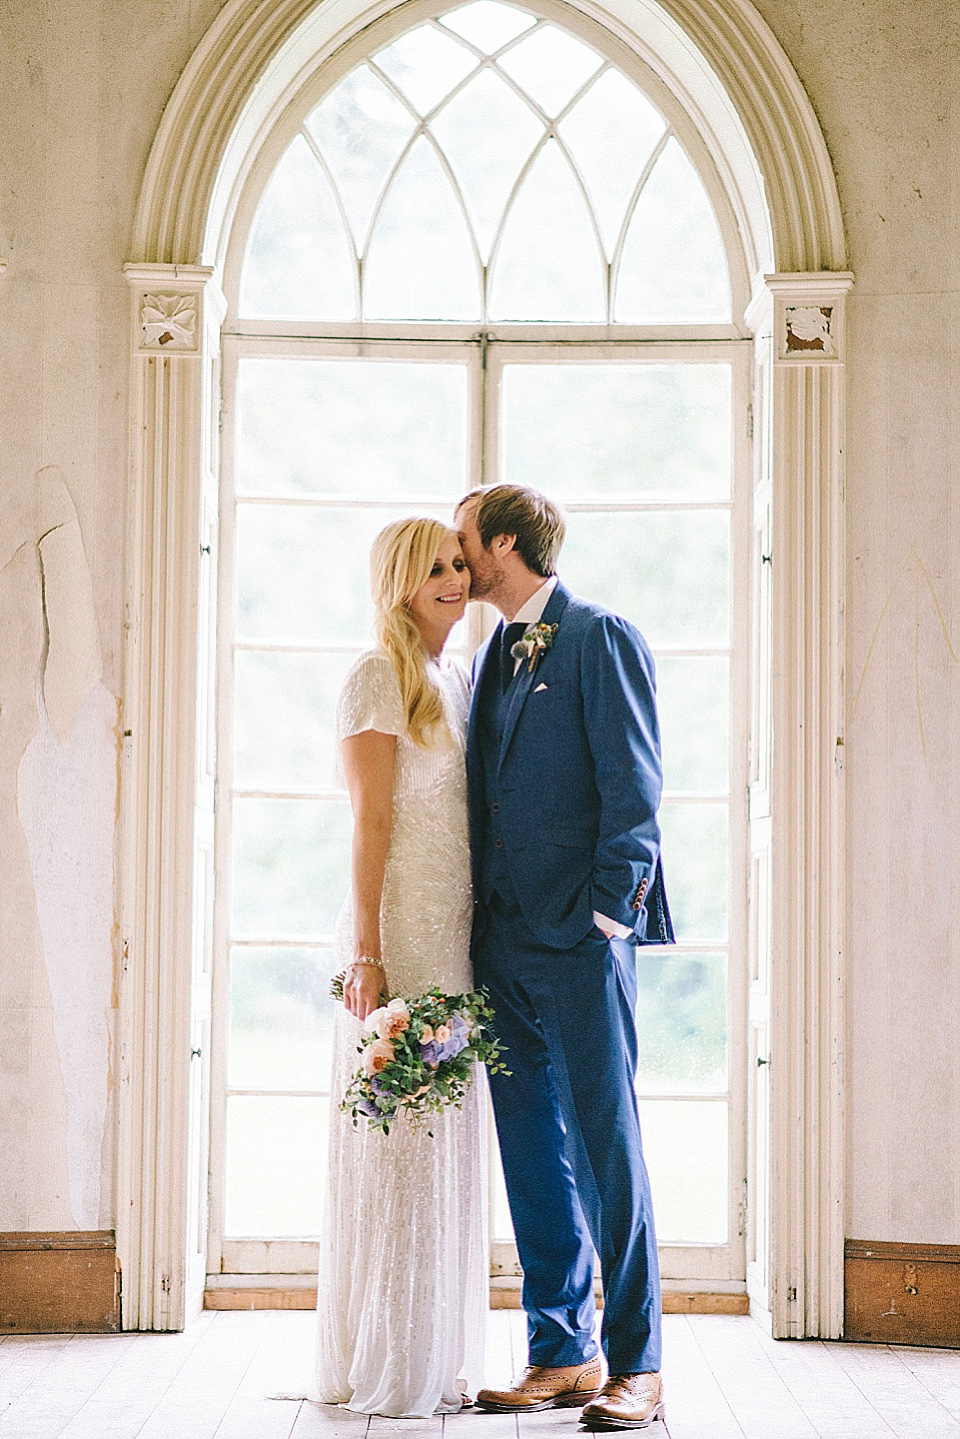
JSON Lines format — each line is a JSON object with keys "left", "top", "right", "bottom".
{"left": 506, "top": 576, "right": 632, "bottom": 942}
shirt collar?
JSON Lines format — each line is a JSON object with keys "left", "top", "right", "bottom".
{"left": 511, "top": 575, "right": 558, "bottom": 627}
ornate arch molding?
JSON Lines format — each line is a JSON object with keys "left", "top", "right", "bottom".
{"left": 131, "top": 0, "right": 843, "bottom": 273}
{"left": 119, "top": 0, "right": 851, "bottom": 1336}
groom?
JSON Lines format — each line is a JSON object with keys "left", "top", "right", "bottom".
{"left": 456, "top": 484, "right": 674, "bottom": 1431}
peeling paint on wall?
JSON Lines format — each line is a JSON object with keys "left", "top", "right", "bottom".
{"left": 0, "top": 464, "right": 116, "bottom": 1230}
{"left": 17, "top": 682, "right": 117, "bottom": 1229}
{"left": 35, "top": 466, "right": 103, "bottom": 744}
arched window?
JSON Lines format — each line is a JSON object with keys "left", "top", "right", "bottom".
{"left": 239, "top": 1, "right": 732, "bottom": 325}
{"left": 210, "top": 0, "right": 750, "bottom": 1300}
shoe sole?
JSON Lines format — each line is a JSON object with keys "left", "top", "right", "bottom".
{"left": 579, "top": 1401, "right": 666, "bottom": 1430}
{"left": 475, "top": 1388, "right": 603, "bottom": 1414}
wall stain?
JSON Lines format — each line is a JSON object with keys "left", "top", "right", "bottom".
{"left": 853, "top": 545, "right": 958, "bottom": 755}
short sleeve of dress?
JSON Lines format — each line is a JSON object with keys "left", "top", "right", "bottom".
{"left": 337, "top": 651, "right": 406, "bottom": 745}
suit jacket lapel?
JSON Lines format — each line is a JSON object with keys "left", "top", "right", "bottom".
{"left": 498, "top": 582, "right": 570, "bottom": 767}
{"left": 467, "top": 623, "right": 501, "bottom": 759}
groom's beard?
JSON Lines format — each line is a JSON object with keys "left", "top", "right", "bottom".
{"left": 464, "top": 557, "right": 504, "bottom": 607}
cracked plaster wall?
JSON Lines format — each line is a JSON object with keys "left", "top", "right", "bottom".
{"left": 0, "top": 0, "right": 228, "bottom": 1232}
{"left": 0, "top": 0, "right": 957, "bottom": 1248}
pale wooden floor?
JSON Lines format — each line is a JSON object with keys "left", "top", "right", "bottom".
{"left": 2, "top": 1309, "right": 960, "bottom": 1439}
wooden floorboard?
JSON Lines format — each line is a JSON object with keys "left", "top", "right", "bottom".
{"left": 2, "top": 1310, "right": 960, "bottom": 1439}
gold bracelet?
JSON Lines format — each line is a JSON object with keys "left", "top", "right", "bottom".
{"left": 349, "top": 956, "right": 385, "bottom": 972}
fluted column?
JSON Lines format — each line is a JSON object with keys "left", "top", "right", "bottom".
{"left": 749, "top": 272, "right": 853, "bottom": 1338}
{"left": 116, "top": 264, "right": 225, "bottom": 1330}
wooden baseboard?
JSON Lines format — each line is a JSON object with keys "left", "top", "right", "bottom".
{"left": 205, "top": 1286, "right": 317, "bottom": 1311}
{"left": 845, "top": 1239, "right": 960, "bottom": 1347}
{"left": 0, "top": 1232, "right": 120, "bottom": 1333}
{"left": 205, "top": 1286, "right": 747, "bottom": 1316}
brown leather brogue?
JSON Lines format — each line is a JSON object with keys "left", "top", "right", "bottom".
{"left": 475, "top": 1358, "right": 604, "bottom": 1412}
{"left": 579, "top": 1371, "right": 665, "bottom": 1429}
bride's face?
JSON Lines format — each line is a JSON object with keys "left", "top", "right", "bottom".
{"left": 407, "top": 535, "right": 470, "bottom": 645}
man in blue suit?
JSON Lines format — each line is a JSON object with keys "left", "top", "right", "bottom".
{"left": 456, "top": 484, "right": 674, "bottom": 1431}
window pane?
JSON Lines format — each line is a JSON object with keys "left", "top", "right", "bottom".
{"left": 235, "top": 503, "right": 411, "bottom": 644}
{"left": 615, "top": 136, "right": 731, "bottom": 322}
{"left": 490, "top": 139, "right": 605, "bottom": 321}
{"left": 225, "top": 1095, "right": 326, "bottom": 1236}
{"left": 501, "top": 363, "right": 731, "bottom": 501}
{"left": 558, "top": 69, "right": 665, "bottom": 258}
{"left": 656, "top": 655, "right": 729, "bottom": 792}
{"left": 659, "top": 800, "right": 728, "bottom": 940}
{"left": 634, "top": 951, "right": 727, "bottom": 1094}
{"left": 241, "top": 135, "right": 356, "bottom": 320}
{"left": 364, "top": 135, "right": 481, "bottom": 320}
{"left": 229, "top": 946, "right": 337, "bottom": 1091}
{"left": 373, "top": 23, "right": 478, "bottom": 114}
{"left": 233, "top": 649, "right": 356, "bottom": 791}
{"left": 231, "top": 797, "right": 351, "bottom": 938}
{"left": 431, "top": 68, "right": 541, "bottom": 261}
{"left": 305, "top": 66, "right": 416, "bottom": 250}
{"left": 637, "top": 1099, "right": 728, "bottom": 1243}
{"left": 496, "top": 25, "right": 602, "bottom": 117}
{"left": 559, "top": 510, "right": 730, "bottom": 648}
{"left": 237, "top": 358, "right": 468, "bottom": 500}
{"left": 440, "top": 1, "right": 536, "bottom": 52}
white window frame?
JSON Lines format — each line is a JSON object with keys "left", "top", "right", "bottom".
{"left": 206, "top": 330, "right": 751, "bottom": 1293}
{"left": 117, "top": 0, "right": 850, "bottom": 1336}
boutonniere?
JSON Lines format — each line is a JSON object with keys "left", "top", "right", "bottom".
{"left": 511, "top": 621, "right": 558, "bottom": 673}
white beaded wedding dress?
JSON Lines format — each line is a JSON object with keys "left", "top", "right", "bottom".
{"left": 315, "top": 650, "right": 487, "bottom": 1417}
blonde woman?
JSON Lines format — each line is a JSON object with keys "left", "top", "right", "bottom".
{"left": 315, "top": 517, "right": 486, "bottom": 1417}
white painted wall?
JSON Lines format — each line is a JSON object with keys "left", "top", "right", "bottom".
{"left": 0, "top": 0, "right": 957, "bottom": 1248}
{"left": 0, "top": 0, "right": 227, "bottom": 1231}
{"left": 751, "top": 0, "right": 960, "bottom": 1245}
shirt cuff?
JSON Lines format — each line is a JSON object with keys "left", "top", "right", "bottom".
{"left": 593, "top": 910, "right": 633, "bottom": 941}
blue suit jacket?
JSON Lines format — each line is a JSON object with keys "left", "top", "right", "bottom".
{"left": 467, "top": 581, "right": 674, "bottom": 950}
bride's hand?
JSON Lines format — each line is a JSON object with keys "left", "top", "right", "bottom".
{"left": 343, "top": 962, "right": 387, "bottom": 1021}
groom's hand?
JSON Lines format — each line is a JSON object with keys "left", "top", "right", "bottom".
{"left": 593, "top": 909, "right": 632, "bottom": 941}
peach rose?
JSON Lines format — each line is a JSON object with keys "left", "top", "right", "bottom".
{"left": 363, "top": 1038, "right": 395, "bottom": 1076}
{"left": 435, "top": 1024, "right": 451, "bottom": 1044}
{"left": 419, "top": 1024, "right": 434, "bottom": 1045}
{"left": 380, "top": 1009, "right": 410, "bottom": 1041}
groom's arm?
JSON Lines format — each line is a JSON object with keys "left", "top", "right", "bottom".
{"left": 580, "top": 613, "right": 664, "bottom": 934}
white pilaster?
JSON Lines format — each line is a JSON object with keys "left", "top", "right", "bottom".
{"left": 117, "top": 264, "right": 226, "bottom": 1330}
{"left": 750, "top": 271, "right": 853, "bottom": 1338}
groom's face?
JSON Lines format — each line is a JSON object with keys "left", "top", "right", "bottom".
{"left": 455, "top": 500, "right": 501, "bottom": 601}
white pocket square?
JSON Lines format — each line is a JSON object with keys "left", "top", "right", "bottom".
{"left": 534, "top": 682, "right": 548, "bottom": 692}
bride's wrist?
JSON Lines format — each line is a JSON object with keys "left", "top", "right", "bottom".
{"left": 348, "top": 955, "right": 385, "bottom": 973}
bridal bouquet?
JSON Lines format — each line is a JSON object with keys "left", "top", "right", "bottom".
{"left": 333, "top": 986, "right": 508, "bottom": 1135}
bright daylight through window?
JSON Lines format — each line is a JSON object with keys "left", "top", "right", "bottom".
{"left": 214, "top": 0, "right": 746, "bottom": 1289}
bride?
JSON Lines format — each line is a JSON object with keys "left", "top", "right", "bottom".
{"left": 315, "top": 516, "right": 487, "bottom": 1417}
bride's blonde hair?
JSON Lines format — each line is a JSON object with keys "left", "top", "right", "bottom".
{"left": 370, "top": 516, "right": 457, "bottom": 748}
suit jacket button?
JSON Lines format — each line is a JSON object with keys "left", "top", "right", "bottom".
{"left": 491, "top": 803, "right": 500, "bottom": 813}
{"left": 496, "top": 839, "right": 504, "bottom": 849}
{"left": 632, "top": 900, "right": 642, "bottom": 910}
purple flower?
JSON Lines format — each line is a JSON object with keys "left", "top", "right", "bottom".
{"left": 370, "top": 1075, "right": 387, "bottom": 1094}
{"left": 357, "top": 1094, "right": 378, "bottom": 1117}
{"left": 420, "top": 1040, "right": 442, "bottom": 1066}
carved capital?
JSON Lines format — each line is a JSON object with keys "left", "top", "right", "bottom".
{"left": 762, "top": 272, "right": 854, "bottom": 363}
{"left": 140, "top": 293, "right": 198, "bottom": 350}
{"left": 785, "top": 305, "right": 833, "bottom": 355}
{"left": 124, "top": 264, "right": 226, "bottom": 357}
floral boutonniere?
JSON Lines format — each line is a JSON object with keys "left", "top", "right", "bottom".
{"left": 511, "top": 621, "right": 558, "bottom": 673}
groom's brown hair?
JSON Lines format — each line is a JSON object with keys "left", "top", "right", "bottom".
{"left": 459, "top": 483, "right": 566, "bottom": 577}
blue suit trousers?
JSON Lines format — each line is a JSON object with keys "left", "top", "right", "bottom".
{"left": 474, "top": 894, "right": 662, "bottom": 1374}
